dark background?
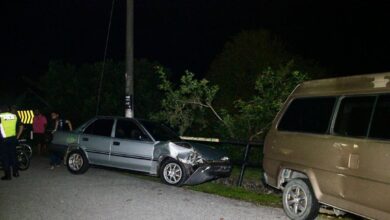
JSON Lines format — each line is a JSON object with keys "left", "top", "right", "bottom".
{"left": 2, "top": 0, "right": 390, "bottom": 96}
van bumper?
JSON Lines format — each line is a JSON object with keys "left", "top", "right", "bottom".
{"left": 263, "top": 157, "right": 280, "bottom": 188}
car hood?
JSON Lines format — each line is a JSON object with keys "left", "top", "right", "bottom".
{"left": 188, "top": 142, "right": 227, "bottom": 161}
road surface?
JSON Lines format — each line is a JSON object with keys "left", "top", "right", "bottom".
{"left": 0, "top": 157, "right": 286, "bottom": 220}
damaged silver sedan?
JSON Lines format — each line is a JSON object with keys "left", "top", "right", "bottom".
{"left": 50, "top": 116, "right": 232, "bottom": 186}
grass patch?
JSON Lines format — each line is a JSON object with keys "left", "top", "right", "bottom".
{"left": 184, "top": 166, "right": 281, "bottom": 207}
{"left": 230, "top": 165, "right": 263, "bottom": 181}
{"left": 122, "top": 168, "right": 358, "bottom": 219}
{"left": 185, "top": 182, "right": 281, "bottom": 207}
{"left": 123, "top": 165, "right": 281, "bottom": 207}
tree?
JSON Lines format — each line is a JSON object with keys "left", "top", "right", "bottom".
{"left": 154, "top": 62, "right": 309, "bottom": 140}
{"left": 133, "top": 59, "right": 167, "bottom": 119}
{"left": 152, "top": 66, "right": 223, "bottom": 135}
{"left": 206, "top": 30, "right": 290, "bottom": 110}
{"left": 40, "top": 59, "right": 163, "bottom": 125}
{"left": 206, "top": 29, "right": 324, "bottom": 111}
{"left": 219, "top": 61, "right": 310, "bottom": 141}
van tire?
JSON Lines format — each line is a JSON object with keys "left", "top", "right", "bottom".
{"left": 282, "top": 178, "right": 319, "bottom": 220}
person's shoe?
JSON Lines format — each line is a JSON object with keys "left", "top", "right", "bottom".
{"left": 1, "top": 176, "right": 11, "bottom": 180}
{"left": 13, "top": 171, "right": 19, "bottom": 177}
{"left": 50, "top": 166, "right": 55, "bottom": 170}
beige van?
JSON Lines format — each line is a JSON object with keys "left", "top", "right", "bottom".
{"left": 263, "top": 73, "right": 390, "bottom": 220}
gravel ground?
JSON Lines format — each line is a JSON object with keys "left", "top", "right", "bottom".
{"left": 0, "top": 157, "right": 287, "bottom": 220}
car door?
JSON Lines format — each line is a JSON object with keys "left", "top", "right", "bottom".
{"left": 330, "top": 95, "right": 390, "bottom": 215}
{"left": 81, "top": 118, "right": 114, "bottom": 165}
{"left": 110, "top": 119, "right": 154, "bottom": 172}
{"left": 274, "top": 96, "right": 344, "bottom": 197}
{"left": 333, "top": 94, "right": 390, "bottom": 216}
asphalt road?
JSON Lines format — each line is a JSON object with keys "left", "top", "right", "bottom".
{"left": 0, "top": 157, "right": 287, "bottom": 220}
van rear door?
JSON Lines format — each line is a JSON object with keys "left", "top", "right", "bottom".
{"left": 331, "top": 95, "right": 390, "bottom": 218}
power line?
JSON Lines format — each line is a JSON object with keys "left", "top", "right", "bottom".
{"left": 96, "top": 0, "right": 116, "bottom": 116}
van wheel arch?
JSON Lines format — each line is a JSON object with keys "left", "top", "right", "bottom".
{"left": 279, "top": 169, "right": 309, "bottom": 188}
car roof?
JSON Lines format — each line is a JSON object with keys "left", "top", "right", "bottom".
{"left": 93, "top": 116, "right": 162, "bottom": 127}
{"left": 94, "top": 116, "right": 145, "bottom": 121}
{"left": 293, "top": 72, "right": 390, "bottom": 97}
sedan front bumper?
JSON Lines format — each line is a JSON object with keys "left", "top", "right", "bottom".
{"left": 184, "top": 161, "right": 232, "bottom": 185}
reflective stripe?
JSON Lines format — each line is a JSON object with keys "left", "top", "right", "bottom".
{"left": 0, "top": 113, "right": 17, "bottom": 138}
{"left": 17, "top": 110, "right": 34, "bottom": 124}
{"left": 0, "top": 124, "right": 6, "bottom": 138}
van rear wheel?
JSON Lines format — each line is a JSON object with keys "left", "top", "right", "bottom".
{"left": 282, "top": 178, "right": 319, "bottom": 220}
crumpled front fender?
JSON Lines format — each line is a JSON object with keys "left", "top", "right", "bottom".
{"left": 154, "top": 142, "right": 198, "bottom": 164}
{"left": 154, "top": 141, "right": 232, "bottom": 185}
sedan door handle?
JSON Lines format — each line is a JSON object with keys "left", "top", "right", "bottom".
{"left": 82, "top": 137, "right": 89, "bottom": 141}
{"left": 113, "top": 141, "right": 120, "bottom": 146}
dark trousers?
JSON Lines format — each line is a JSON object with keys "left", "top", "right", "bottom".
{"left": 1, "top": 137, "right": 18, "bottom": 177}
{"left": 50, "top": 152, "right": 62, "bottom": 166}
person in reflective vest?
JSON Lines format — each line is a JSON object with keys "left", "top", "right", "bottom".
{"left": 0, "top": 105, "right": 20, "bottom": 180}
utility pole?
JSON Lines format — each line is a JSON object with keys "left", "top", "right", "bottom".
{"left": 125, "top": 0, "right": 134, "bottom": 118}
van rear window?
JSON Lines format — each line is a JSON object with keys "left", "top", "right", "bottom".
{"left": 368, "top": 95, "right": 390, "bottom": 139}
{"left": 334, "top": 96, "right": 375, "bottom": 137}
{"left": 278, "top": 97, "right": 336, "bottom": 134}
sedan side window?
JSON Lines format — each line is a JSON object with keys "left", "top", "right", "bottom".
{"left": 84, "top": 119, "right": 114, "bottom": 137}
{"left": 115, "top": 120, "right": 150, "bottom": 141}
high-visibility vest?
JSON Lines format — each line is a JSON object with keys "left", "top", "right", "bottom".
{"left": 0, "top": 112, "right": 17, "bottom": 138}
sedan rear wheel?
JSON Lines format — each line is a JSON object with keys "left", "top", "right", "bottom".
{"left": 160, "top": 159, "right": 188, "bottom": 186}
{"left": 66, "top": 150, "right": 89, "bottom": 174}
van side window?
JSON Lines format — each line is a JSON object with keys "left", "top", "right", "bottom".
{"left": 278, "top": 97, "right": 336, "bottom": 134}
{"left": 369, "top": 95, "right": 390, "bottom": 139}
{"left": 334, "top": 96, "right": 375, "bottom": 137}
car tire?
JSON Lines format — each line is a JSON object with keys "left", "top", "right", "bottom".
{"left": 66, "top": 150, "right": 89, "bottom": 174}
{"left": 159, "top": 158, "right": 188, "bottom": 186}
{"left": 282, "top": 178, "right": 319, "bottom": 220}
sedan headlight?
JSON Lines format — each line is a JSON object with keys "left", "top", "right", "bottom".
{"left": 178, "top": 151, "right": 203, "bottom": 165}
{"left": 188, "top": 151, "right": 203, "bottom": 164}
{"left": 220, "top": 156, "right": 230, "bottom": 161}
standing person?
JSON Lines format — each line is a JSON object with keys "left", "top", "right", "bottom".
{"left": 10, "top": 105, "right": 24, "bottom": 140}
{"left": 50, "top": 111, "right": 73, "bottom": 133}
{"left": 32, "top": 109, "right": 47, "bottom": 156}
{"left": 49, "top": 111, "right": 72, "bottom": 169}
{"left": 0, "top": 105, "right": 22, "bottom": 180}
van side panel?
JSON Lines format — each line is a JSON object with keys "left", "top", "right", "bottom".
{"left": 263, "top": 76, "right": 390, "bottom": 220}
{"left": 264, "top": 130, "right": 349, "bottom": 199}
{"left": 264, "top": 129, "right": 390, "bottom": 219}
{"left": 342, "top": 139, "right": 390, "bottom": 216}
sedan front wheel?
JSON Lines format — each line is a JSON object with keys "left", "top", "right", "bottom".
{"left": 160, "top": 159, "right": 188, "bottom": 186}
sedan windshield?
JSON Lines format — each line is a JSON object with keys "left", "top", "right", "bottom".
{"left": 139, "top": 120, "right": 181, "bottom": 141}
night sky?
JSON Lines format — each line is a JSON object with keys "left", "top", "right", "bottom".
{"left": 3, "top": 0, "right": 390, "bottom": 94}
